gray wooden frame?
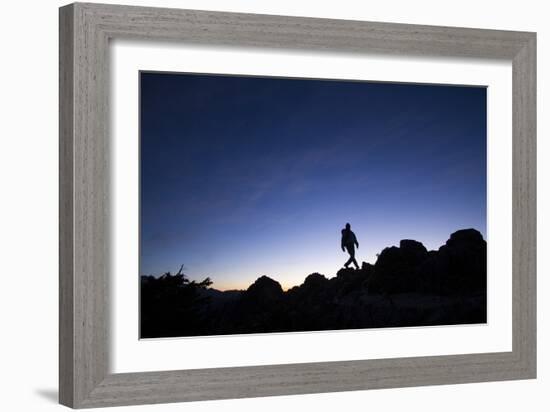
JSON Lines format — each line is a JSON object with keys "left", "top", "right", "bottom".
{"left": 59, "top": 2, "right": 536, "bottom": 409}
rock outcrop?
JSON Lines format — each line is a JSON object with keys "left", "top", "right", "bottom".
{"left": 140, "top": 229, "right": 487, "bottom": 338}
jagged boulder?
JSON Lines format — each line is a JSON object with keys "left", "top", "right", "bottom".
{"left": 399, "top": 239, "right": 428, "bottom": 261}
{"left": 361, "top": 261, "right": 374, "bottom": 272}
{"left": 447, "top": 228, "right": 484, "bottom": 248}
{"left": 334, "top": 266, "right": 370, "bottom": 296}
{"left": 303, "top": 272, "right": 329, "bottom": 288}
{"left": 288, "top": 273, "right": 329, "bottom": 302}
{"left": 228, "top": 276, "right": 286, "bottom": 333}
{"left": 336, "top": 267, "right": 359, "bottom": 280}
{"left": 243, "top": 275, "right": 283, "bottom": 304}
{"left": 418, "top": 229, "right": 486, "bottom": 295}
{"left": 370, "top": 239, "right": 428, "bottom": 293}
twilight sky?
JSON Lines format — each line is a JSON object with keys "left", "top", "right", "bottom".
{"left": 140, "top": 72, "right": 487, "bottom": 291}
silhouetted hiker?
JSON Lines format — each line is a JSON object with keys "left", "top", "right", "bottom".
{"left": 341, "top": 223, "right": 359, "bottom": 269}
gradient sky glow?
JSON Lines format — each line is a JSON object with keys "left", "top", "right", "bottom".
{"left": 140, "top": 72, "right": 487, "bottom": 291}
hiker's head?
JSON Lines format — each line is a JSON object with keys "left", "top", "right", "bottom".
{"left": 345, "top": 223, "right": 351, "bottom": 230}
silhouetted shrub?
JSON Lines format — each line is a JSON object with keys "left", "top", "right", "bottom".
{"left": 140, "top": 271, "right": 212, "bottom": 338}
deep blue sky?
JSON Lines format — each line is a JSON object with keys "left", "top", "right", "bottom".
{"left": 140, "top": 72, "right": 487, "bottom": 290}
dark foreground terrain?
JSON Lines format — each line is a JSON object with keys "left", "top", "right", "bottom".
{"left": 140, "top": 228, "right": 487, "bottom": 338}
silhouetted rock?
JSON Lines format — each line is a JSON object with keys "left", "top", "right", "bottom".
{"left": 288, "top": 273, "right": 330, "bottom": 306}
{"left": 302, "top": 273, "right": 329, "bottom": 292}
{"left": 244, "top": 275, "right": 283, "bottom": 303}
{"left": 370, "top": 238, "right": 428, "bottom": 293}
{"left": 361, "top": 261, "right": 374, "bottom": 271}
{"left": 336, "top": 267, "right": 370, "bottom": 286}
{"left": 333, "top": 266, "right": 370, "bottom": 298}
{"left": 447, "top": 228, "right": 484, "bottom": 247}
{"left": 140, "top": 228, "right": 487, "bottom": 338}
{"left": 426, "top": 228, "right": 487, "bottom": 295}
{"left": 400, "top": 239, "right": 428, "bottom": 260}
{"left": 367, "top": 230, "right": 488, "bottom": 296}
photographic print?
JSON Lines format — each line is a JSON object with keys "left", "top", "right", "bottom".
{"left": 139, "top": 72, "right": 487, "bottom": 339}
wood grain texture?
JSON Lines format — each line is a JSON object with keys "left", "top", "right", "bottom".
{"left": 59, "top": 2, "right": 537, "bottom": 408}
{"left": 59, "top": 4, "right": 75, "bottom": 407}
{"left": 512, "top": 35, "right": 537, "bottom": 374}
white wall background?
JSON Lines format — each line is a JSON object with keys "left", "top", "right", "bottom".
{"left": 0, "top": 1, "right": 546, "bottom": 411}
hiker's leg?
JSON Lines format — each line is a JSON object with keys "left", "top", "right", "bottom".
{"left": 345, "top": 245, "right": 355, "bottom": 268}
{"left": 344, "top": 256, "right": 353, "bottom": 268}
{"left": 344, "top": 247, "right": 353, "bottom": 267}
{"left": 347, "top": 245, "right": 359, "bottom": 269}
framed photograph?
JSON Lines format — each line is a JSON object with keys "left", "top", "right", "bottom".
{"left": 59, "top": 2, "right": 536, "bottom": 408}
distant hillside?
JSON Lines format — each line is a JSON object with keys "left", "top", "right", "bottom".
{"left": 140, "top": 228, "right": 487, "bottom": 338}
